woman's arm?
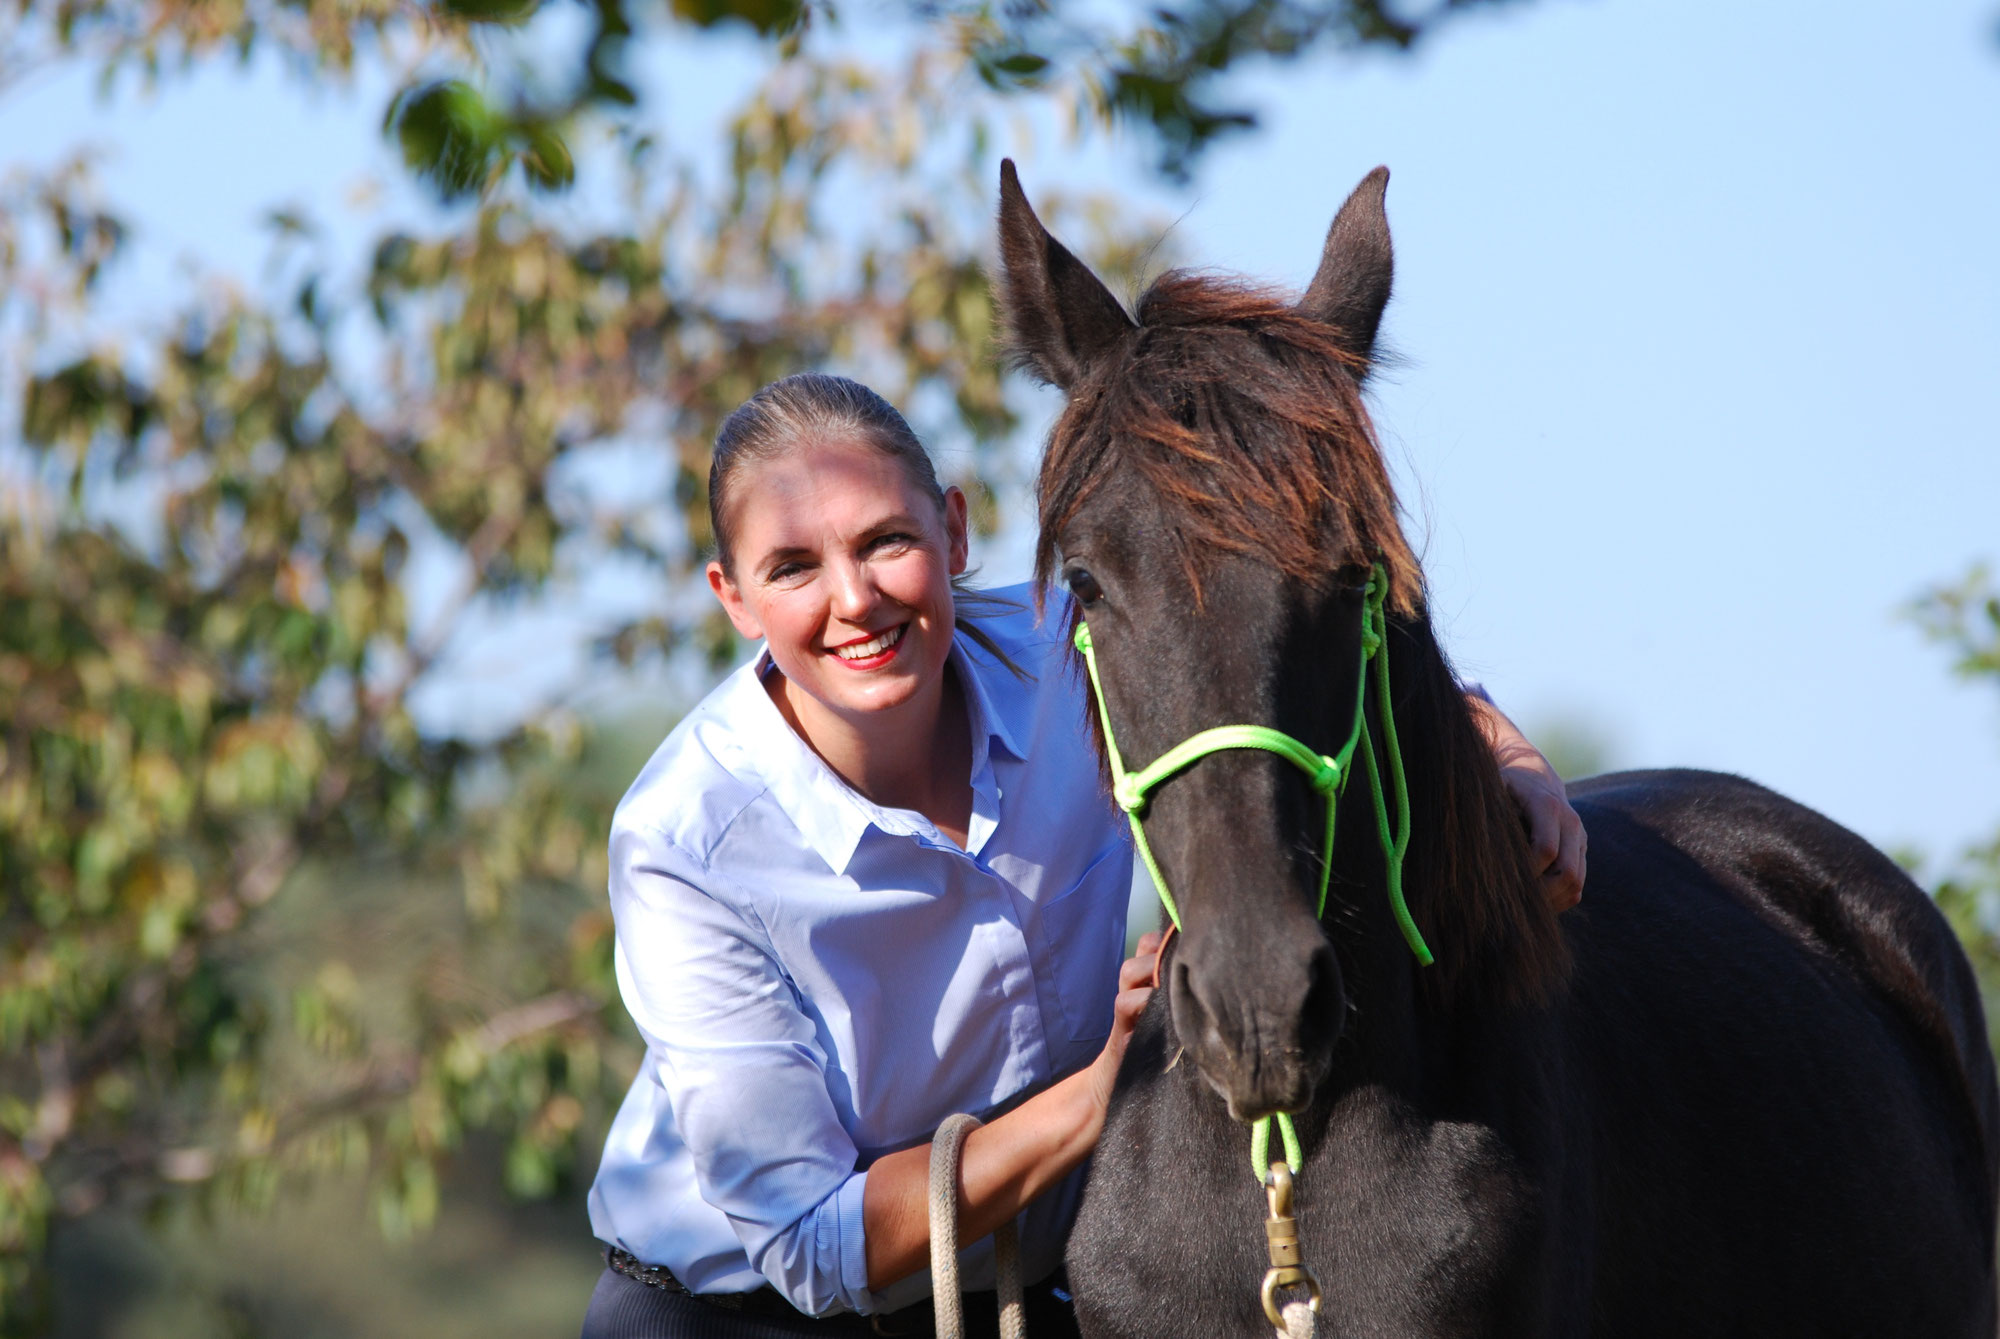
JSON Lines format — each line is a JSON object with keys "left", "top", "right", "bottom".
{"left": 1466, "top": 691, "right": 1588, "bottom": 910}
{"left": 859, "top": 933, "right": 1162, "bottom": 1292}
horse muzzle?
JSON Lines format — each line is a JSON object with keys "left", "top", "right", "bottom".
{"left": 1168, "top": 931, "right": 1345, "bottom": 1123}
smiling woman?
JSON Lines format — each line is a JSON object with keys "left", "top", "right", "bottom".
{"left": 577, "top": 372, "right": 1584, "bottom": 1339}
{"left": 704, "top": 380, "right": 979, "bottom": 839}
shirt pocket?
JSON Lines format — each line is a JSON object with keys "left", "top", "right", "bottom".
{"left": 1033, "top": 842, "right": 1131, "bottom": 1043}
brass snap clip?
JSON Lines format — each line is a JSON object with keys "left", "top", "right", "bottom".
{"left": 1259, "top": 1161, "right": 1324, "bottom": 1328}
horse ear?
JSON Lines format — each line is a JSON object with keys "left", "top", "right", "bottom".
{"left": 997, "top": 159, "right": 1137, "bottom": 389}
{"left": 1299, "top": 165, "right": 1394, "bottom": 366}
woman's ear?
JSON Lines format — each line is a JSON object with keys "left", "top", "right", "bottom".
{"left": 707, "top": 560, "right": 766, "bottom": 640}
{"left": 941, "top": 486, "right": 971, "bottom": 577}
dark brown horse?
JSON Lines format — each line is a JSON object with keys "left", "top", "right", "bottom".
{"left": 996, "top": 159, "right": 2000, "bottom": 1337}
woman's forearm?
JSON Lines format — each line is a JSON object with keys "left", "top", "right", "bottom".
{"left": 860, "top": 1063, "right": 1106, "bottom": 1292}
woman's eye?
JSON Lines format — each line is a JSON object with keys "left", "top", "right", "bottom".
{"left": 1065, "top": 567, "right": 1104, "bottom": 605}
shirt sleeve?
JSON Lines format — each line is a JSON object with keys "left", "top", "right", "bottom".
{"left": 608, "top": 817, "right": 875, "bottom": 1316}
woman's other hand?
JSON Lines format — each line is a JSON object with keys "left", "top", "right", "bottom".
{"left": 1088, "top": 931, "right": 1162, "bottom": 1113}
{"left": 863, "top": 929, "right": 1165, "bottom": 1290}
{"left": 1467, "top": 695, "right": 1587, "bottom": 911}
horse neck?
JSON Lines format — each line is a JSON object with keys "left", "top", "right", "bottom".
{"left": 1321, "top": 606, "right": 1569, "bottom": 1079}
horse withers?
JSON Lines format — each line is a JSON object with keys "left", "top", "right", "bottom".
{"left": 996, "top": 159, "right": 1999, "bottom": 1337}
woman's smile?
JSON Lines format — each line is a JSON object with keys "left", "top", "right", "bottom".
{"left": 827, "top": 622, "right": 907, "bottom": 667}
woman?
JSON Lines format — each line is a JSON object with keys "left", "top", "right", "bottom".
{"left": 581, "top": 374, "right": 1584, "bottom": 1338}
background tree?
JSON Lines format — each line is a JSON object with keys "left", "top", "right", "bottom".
{"left": 1911, "top": 566, "right": 2000, "bottom": 1053}
{"left": 7, "top": 0, "right": 1525, "bottom": 187}
{"left": 0, "top": 0, "right": 1315, "bottom": 1326}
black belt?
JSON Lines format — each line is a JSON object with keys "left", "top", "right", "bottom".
{"left": 605, "top": 1247, "right": 1055, "bottom": 1336}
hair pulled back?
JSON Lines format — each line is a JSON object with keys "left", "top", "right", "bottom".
{"left": 707, "top": 372, "right": 1023, "bottom": 673}
{"left": 709, "top": 374, "right": 944, "bottom": 574}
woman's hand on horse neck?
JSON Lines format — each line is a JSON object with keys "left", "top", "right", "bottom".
{"left": 860, "top": 933, "right": 1163, "bottom": 1292}
{"left": 1467, "top": 692, "right": 1588, "bottom": 910}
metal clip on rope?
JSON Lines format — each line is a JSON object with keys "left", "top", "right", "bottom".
{"left": 1260, "top": 1163, "right": 1322, "bottom": 1337}
{"left": 928, "top": 1113, "right": 1025, "bottom": 1339}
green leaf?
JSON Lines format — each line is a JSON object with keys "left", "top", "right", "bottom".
{"left": 434, "top": 0, "right": 541, "bottom": 22}
{"left": 668, "top": 0, "right": 803, "bottom": 37}
{"left": 385, "top": 80, "right": 505, "bottom": 203}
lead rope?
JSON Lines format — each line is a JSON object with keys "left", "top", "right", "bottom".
{"left": 929, "top": 1113, "right": 1025, "bottom": 1339}
{"left": 1071, "top": 565, "right": 1434, "bottom": 1339}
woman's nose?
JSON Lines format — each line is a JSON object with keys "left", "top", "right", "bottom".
{"left": 826, "top": 560, "right": 880, "bottom": 622}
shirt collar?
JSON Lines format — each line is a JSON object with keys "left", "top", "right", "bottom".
{"left": 722, "top": 627, "right": 1026, "bottom": 876}
{"left": 952, "top": 626, "right": 1031, "bottom": 764}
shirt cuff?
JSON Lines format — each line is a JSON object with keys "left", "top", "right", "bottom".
{"left": 835, "top": 1167, "right": 874, "bottom": 1315}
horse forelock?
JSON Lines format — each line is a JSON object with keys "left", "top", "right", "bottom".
{"left": 1031, "top": 271, "right": 1420, "bottom": 617}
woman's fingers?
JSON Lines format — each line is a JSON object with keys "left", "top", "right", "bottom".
{"left": 1523, "top": 791, "right": 1563, "bottom": 874}
{"left": 1542, "top": 804, "right": 1588, "bottom": 911}
{"left": 1500, "top": 763, "right": 1587, "bottom": 912}
{"left": 1088, "top": 980, "right": 1157, "bottom": 1114}
{"left": 1119, "top": 933, "right": 1164, "bottom": 991}
{"left": 1112, "top": 983, "right": 1153, "bottom": 1032}
{"left": 1468, "top": 690, "right": 1586, "bottom": 912}
{"left": 1102, "top": 938, "right": 1163, "bottom": 1072}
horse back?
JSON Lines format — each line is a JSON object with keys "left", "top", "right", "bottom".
{"left": 1571, "top": 767, "right": 2000, "bottom": 1188}
{"left": 1563, "top": 768, "right": 2000, "bottom": 1327}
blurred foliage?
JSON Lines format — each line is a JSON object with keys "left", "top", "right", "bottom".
{"left": 44, "top": 1128, "right": 605, "bottom": 1335}
{"left": 0, "top": 19, "right": 1174, "bottom": 1331}
{"left": 4, "top": 0, "right": 1522, "bottom": 189}
{"left": 1910, "top": 565, "right": 2000, "bottom": 1057}
{"left": 1523, "top": 714, "right": 1614, "bottom": 782}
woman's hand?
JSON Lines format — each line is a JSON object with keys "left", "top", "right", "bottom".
{"left": 1466, "top": 695, "right": 1587, "bottom": 911}
{"left": 1087, "top": 931, "right": 1163, "bottom": 1114}
{"left": 865, "top": 928, "right": 1166, "bottom": 1290}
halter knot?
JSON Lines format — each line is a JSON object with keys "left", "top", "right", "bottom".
{"left": 1113, "top": 776, "right": 1148, "bottom": 814}
{"left": 1311, "top": 757, "right": 1341, "bottom": 793}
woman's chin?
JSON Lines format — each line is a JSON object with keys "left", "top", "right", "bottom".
{"left": 824, "top": 669, "right": 925, "bottom": 717}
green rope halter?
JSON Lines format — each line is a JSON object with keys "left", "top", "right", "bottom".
{"left": 1072, "top": 565, "right": 1433, "bottom": 1183}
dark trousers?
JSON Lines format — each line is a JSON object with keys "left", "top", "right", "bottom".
{"left": 579, "top": 1266, "right": 1084, "bottom": 1339}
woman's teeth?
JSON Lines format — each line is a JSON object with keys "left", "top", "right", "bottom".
{"left": 832, "top": 625, "right": 904, "bottom": 661}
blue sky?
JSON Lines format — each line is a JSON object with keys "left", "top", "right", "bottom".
{"left": 3, "top": 0, "right": 1996, "bottom": 864}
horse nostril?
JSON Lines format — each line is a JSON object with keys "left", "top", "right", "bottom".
{"left": 1298, "top": 941, "right": 1347, "bottom": 1058}
{"left": 1169, "top": 953, "right": 1229, "bottom": 1060}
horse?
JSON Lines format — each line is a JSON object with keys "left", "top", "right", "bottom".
{"left": 993, "top": 159, "right": 2000, "bottom": 1337}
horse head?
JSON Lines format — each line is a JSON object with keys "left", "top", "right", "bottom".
{"left": 997, "top": 161, "right": 1407, "bottom": 1119}
{"left": 997, "top": 161, "right": 1564, "bottom": 1123}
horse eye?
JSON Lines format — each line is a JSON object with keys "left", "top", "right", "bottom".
{"left": 1065, "top": 567, "right": 1104, "bottom": 606}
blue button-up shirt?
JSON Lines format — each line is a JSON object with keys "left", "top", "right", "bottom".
{"left": 586, "top": 585, "right": 1132, "bottom": 1317}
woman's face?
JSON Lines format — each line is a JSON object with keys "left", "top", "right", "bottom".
{"left": 707, "top": 436, "right": 968, "bottom": 725}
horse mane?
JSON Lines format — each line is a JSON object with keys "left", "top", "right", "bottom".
{"left": 1391, "top": 615, "right": 1571, "bottom": 1010}
{"left": 1031, "top": 272, "right": 1420, "bottom": 616}
{"left": 1031, "top": 269, "right": 1569, "bottom": 1010}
